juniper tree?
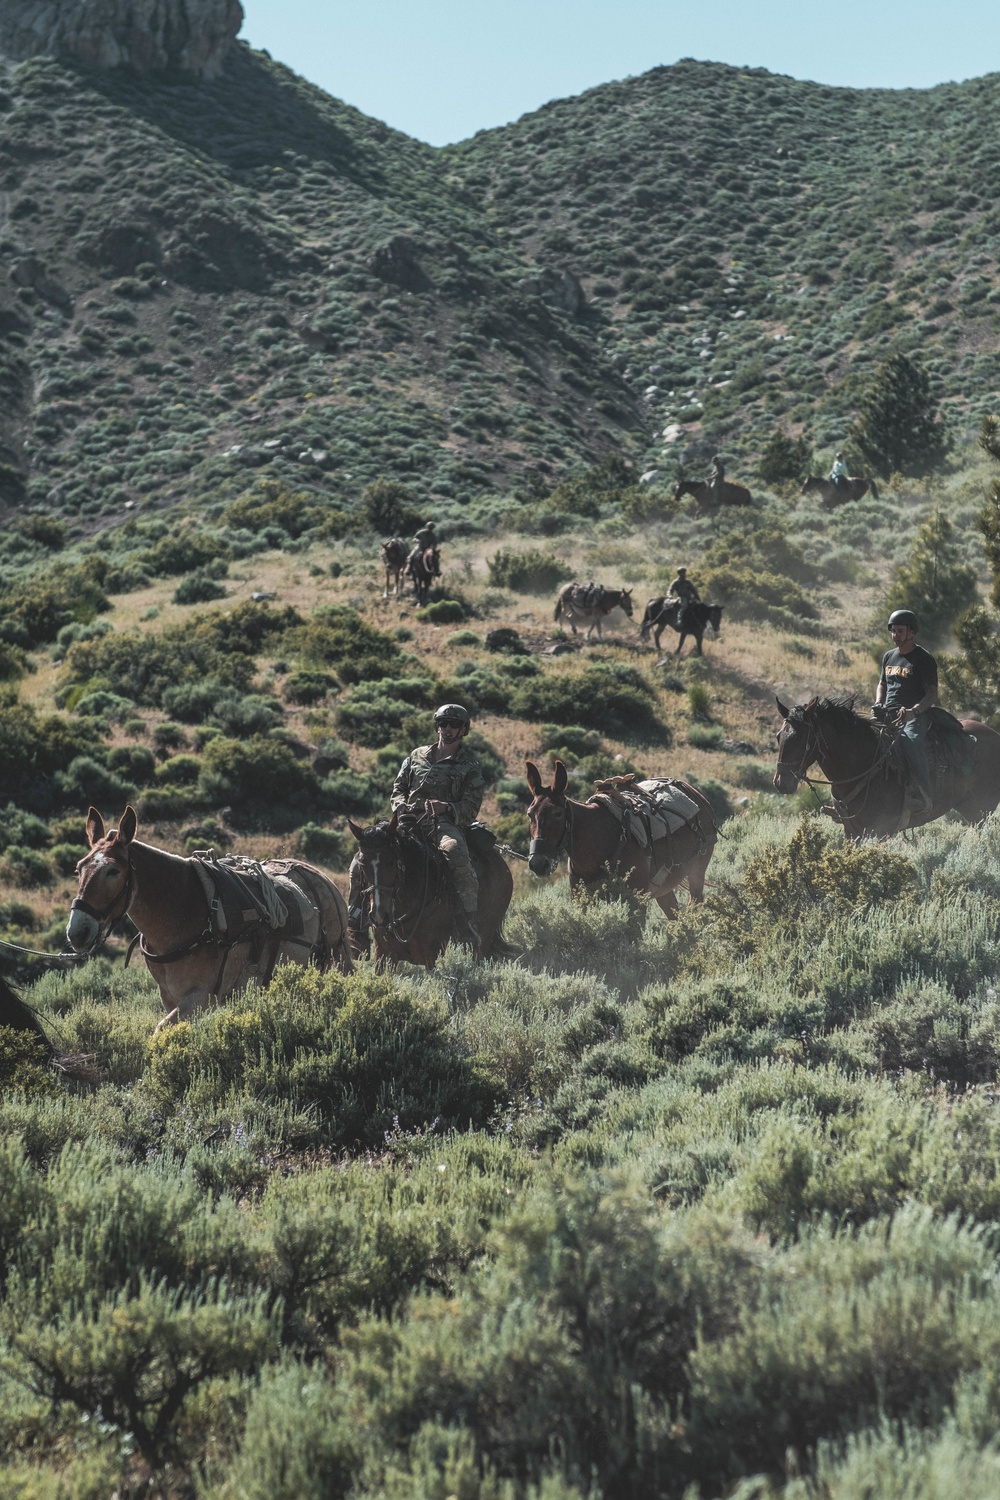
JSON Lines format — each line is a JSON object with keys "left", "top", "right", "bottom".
{"left": 756, "top": 430, "right": 812, "bottom": 487}
{"left": 942, "top": 416, "right": 1000, "bottom": 721}
{"left": 851, "top": 353, "right": 949, "bottom": 479}
{"left": 885, "top": 510, "right": 978, "bottom": 645}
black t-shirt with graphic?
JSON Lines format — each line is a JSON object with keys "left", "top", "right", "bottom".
{"left": 879, "top": 644, "right": 938, "bottom": 711}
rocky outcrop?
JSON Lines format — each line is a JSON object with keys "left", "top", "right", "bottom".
{"left": 0, "top": 0, "right": 244, "bottom": 77}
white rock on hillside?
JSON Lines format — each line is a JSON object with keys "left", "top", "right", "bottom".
{"left": 0, "top": 0, "right": 243, "bottom": 77}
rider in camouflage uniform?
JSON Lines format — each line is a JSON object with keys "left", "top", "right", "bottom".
{"left": 667, "top": 566, "right": 700, "bottom": 605}
{"left": 348, "top": 704, "right": 485, "bottom": 950}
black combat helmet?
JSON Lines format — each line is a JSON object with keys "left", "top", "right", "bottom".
{"left": 434, "top": 703, "right": 471, "bottom": 734}
{"left": 887, "top": 609, "right": 919, "bottom": 632}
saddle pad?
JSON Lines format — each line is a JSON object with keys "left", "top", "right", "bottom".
{"left": 269, "top": 872, "right": 321, "bottom": 947}
{"left": 590, "top": 779, "right": 702, "bottom": 850}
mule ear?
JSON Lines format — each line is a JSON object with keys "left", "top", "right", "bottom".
{"left": 118, "top": 806, "right": 137, "bottom": 844}
{"left": 553, "top": 760, "right": 568, "bottom": 796}
{"left": 347, "top": 819, "right": 365, "bottom": 841}
{"left": 805, "top": 696, "right": 819, "bottom": 712}
{"left": 525, "top": 760, "right": 542, "bottom": 796}
{"left": 86, "top": 807, "right": 105, "bottom": 846}
{"left": 775, "top": 698, "right": 790, "bottom": 719}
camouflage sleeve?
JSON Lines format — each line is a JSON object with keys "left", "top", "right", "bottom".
{"left": 451, "top": 759, "right": 486, "bottom": 826}
{"left": 390, "top": 756, "right": 412, "bottom": 812}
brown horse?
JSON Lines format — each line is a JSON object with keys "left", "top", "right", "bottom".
{"left": 67, "top": 807, "right": 352, "bottom": 1028}
{"left": 774, "top": 695, "right": 1000, "bottom": 837}
{"left": 674, "top": 478, "right": 753, "bottom": 509}
{"left": 800, "top": 475, "right": 879, "bottom": 508}
{"left": 639, "top": 598, "right": 723, "bottom": 656}
{"left": 347, "top": 812, "right": 513, "bottom": 968}
{"left": 554, "top": 582, "right": 634, "bottom": 640}
{"left": 407, "top": 545, "right": 441, "bottom": 604}
{"left": 525, "top": 760, "right": 717, "bottom": 916}
{"left": 380, "top": 537, "right": 409, "bottom": 597}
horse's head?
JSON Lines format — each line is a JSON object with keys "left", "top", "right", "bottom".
{"left": 707, "top": 604, "right": 723, "bottom": 633}
{"left": 800, "top": 477, "right": 822, "bottom": 495}
{"left": 67, "top": 806, "right": 138, "bottom": 953}
{"left": 525, "top": 759, "right": 569, "bottom": 876}
{"left": 773, "top": 697, "right": 821, "bottom": 792}
{"left": 347, "top": 812, "right": 410, "bottom": 929}
{"left": 674, "top": 479, "right": 691, "bottom": 501}
{"left": 618, "top": 588, "right": 634, "bottom": 619}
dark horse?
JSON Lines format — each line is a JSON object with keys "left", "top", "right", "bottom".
{"left": 801, "top": 475, "right": 879, "bottom": 509}
{"left": 639, "top": 598, "right": 723, "bottom": 656}
{"left": 380, "top": 537, "right": 409, "bottom": 598}
{"left": 347, "top": 812, "right": 513, "bottom": 968}
{"left": 774, "top": 695, "right": 1000, "bottom": 837}
{"left": 407, "top": 545, "right": 441, "bottom": 604}
{"left": 674, "top": 478, "right": 753, "bottom": 509}
{"left": 525, "top": 760, "right": 716, "bottom": 916}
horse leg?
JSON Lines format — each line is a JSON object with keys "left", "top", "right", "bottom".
{"left": 676, "top": 632, "right": 686, "bottom": 656}
{"left": 655, "top": 888, "right": 680, "bottom": 918}
{"left": 694, "top": 631, "right": 703, "bottom": 657}
{"left": 685, "top": 847, "right": 714, "bottom": 902}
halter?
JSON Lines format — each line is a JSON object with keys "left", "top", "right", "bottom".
{"left": 70, "top": 848, "right": 136, "bottom": 953}
{"left": 529, "top": 798, "right": 573, "bottom": 864}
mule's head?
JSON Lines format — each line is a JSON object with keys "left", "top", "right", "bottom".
{"left": 525, "top": 759, "right": 569, "bottom": 876}
{"left": 618, "top": 588, "right": 634, "bottom": 619}
{"left": 708, "top": 604, "right": 723, "bottom": 633}
{"left": 773, "top": 697, "right": 819, "bottom": 793}
{"left": 66, "top": 806, "right": 138, "bottom": 953}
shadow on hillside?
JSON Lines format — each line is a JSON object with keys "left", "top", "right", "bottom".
{"left": 79, "top": 45, "right": 378, "bottom": 188}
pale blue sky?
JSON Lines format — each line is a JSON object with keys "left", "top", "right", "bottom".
{"left": 240, "top": 0, "right": 1000, "bottom": 145}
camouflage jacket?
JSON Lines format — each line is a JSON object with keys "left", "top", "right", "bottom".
{"left": 391, "top": 744, "right": 485, "bottom": 827}
{"left": 669, "top": 576, "right": 700, "bottom": 603}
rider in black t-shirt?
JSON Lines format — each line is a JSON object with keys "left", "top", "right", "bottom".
{"left": 875, "top": 608, "right": 938, "bottom": 809}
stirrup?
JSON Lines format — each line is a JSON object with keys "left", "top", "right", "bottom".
{"left": 453, "top": 911, "right": 481, "bottom": 950}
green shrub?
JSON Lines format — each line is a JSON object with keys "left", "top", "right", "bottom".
{"left": 2, "top": 845, "right": 53, "bottom": 886}
{"left": 293, "top": 823, "right": 350, "bottom": 867}
{"left": 284, "top": 669, "right": 336, "bottom": 704}
{"left": 688, "top": 724, "right": 723, "bottom": 749}
{"left": 173, "top": 569, "right": 227, "bottom": 605}
{"left": 511, "top": 664, "right": 662, "bottom": 740}
{"left": 361, "top": 478, "right": 421, "bottom": 536}
{"left": 224, "top": 480, "right": 318, "bottom": 537}
{"left": 487, "top": 548, "right": 573, "bottom": 593}
{"left": 417, "top": 599, "right": 467, "bottom": 624}
{"left": 199, "top": 736, "right": 320, "bottom": 810}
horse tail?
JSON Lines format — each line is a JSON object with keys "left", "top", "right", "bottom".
{"left": 554, "top": 596, "right": 563, "bottom": 622}
{"left": 868, "top": 477, "right": 879, "bottom": 499}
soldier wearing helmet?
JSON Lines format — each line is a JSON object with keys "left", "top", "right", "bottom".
{"left": 667, "top": 566, "right": 701, "bottom": 606}
{"left": 413, "top": 519, "right": 437, "bottom": 552}
{"left": 875, "top": 609, "right": 938, "bottom": 812}
{"left": 347, "top": 704, "right": 485, "bottom": 950}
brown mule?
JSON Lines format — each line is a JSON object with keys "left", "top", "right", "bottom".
{"left": 380, "top": 537, "right": 409, "bottom": 597}
{"left": 554, "top": 583, "right": 634, "bottom": 641}
{"left": 348, "top": 812, "right": 513, "bottom": 969}
{"left": 67, "top": 807, "right": 351, "bottom": 1030}
{"left": 525, "top": 760, "right": 716, "bottom": 916}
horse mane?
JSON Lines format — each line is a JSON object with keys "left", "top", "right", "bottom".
{"left": 802, "top": 693, "right": 874, "bottom": 736}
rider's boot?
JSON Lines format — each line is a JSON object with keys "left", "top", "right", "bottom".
{"left": 452, "top": 906, "right": 481, "bottom": 953}
{"left": 347, "top": 906, "right": 370, "bottom": 960}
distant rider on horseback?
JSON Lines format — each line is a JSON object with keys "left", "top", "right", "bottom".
{"left": 412, "top": 519, "right": 437, "bottom": 556}
{"left": 875, "top": 609, "right": 938, "bottom": 813}
{"left": 667, "top": 566, "right": 700, "bottom": 605}
{"left": 829, "top": 452, "right": 848, "bottom": 495}
{"left": 707, "top": 454, "right": 725, "bottom": 503}
{"left": 347, "top": 703, "right": 485, "bottom": 951}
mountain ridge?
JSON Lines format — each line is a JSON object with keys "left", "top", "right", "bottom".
{"left": 1, "top": 44, "right": 999, "bottom": 534}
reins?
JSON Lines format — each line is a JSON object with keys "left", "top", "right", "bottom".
{"left": 782, "top": 710, "right": 898, "bottom": 823}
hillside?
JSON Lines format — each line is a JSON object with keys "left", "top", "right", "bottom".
{"left": 452, "top": 59, "right": 1000, "bottom": 475}
{"left": 0, "top": 43, "right": 644, "bottom": 525}
{"left": 4, "top": 49, "right": 1000, "bottom": 531}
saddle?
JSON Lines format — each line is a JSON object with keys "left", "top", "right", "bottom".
{"left": 189, "top": 851, "right": 325, "bottom": 974}
{"left": 588, "top": 775, "right": 713, "bottom": 890}
{"left": 875, "top": 708, "right": 977, "bottom": 791}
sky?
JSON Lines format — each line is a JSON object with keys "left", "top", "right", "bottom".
{"left": 239, "top": 0, "right": 1000, "bottom": 146}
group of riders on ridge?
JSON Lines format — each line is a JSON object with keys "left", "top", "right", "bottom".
{"left": 352, "top": 498, "right": 945, "bottom": 953}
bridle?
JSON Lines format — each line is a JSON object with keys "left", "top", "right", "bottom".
{"left": 71, "top": 844, "right": 135, "bottom": 952}
{"left": 778, "top": 708, "right": 897, "bottom": 820}
{"left": 529, "top": 795, "right": 572, "bottom": 870}
{"left": 359, "top": 826, "right": 437, "bottom": 944}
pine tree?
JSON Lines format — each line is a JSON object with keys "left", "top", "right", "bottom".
{"left": 756, "top": 430, "right": 812, "bottom": 487}
{"left": 851, "top": 353, "right": 949, "bottom": 479}
{"left": 942, "top": 417, "right": 1000, "bottom": 721}
{"left": 885, "top": 511, "right": 977, "bottom": 645}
